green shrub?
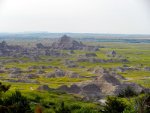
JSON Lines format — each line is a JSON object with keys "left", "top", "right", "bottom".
{"left": 0, "top": 82, "right": 11, "bottom": 97}
{"left": 75, "top": 107, "right": 99, "bottom": 113}
{"left": 54, "top": 101, "right": 71, "bottom": 113}
{"left": 123, "top": 106, "right": 136, "bottom": 113}
{"left": 0, "top": 91, "right": 32, "bottom": 113}
{"left": 69, "top": 104, "right": 81, "bottom": 110}
{"left": 135, "top": 94, "right": 150, "bottom": 113}
{"left": 101, "top": 96, "right": 128, "bottom": 113}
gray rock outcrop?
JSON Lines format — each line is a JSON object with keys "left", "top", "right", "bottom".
{"left": 52, "top": 35, "right": 84, "bottom": 50}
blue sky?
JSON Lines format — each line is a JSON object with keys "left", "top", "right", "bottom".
{"left": 0, "top": 0, "right": 150, "bottom": 34}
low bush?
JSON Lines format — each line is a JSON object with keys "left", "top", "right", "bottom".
{"left": 1, "top": 91, "right": 32, "bottom": 113}
{"left": 54, "top": 101, "right": 71, "bottom": 113}
{"left": 101, "top": 96, "right": 128, "bottom": 113}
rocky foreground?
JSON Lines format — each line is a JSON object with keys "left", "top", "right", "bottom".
{"left": 37, "top": 67, "right": 149, "bottom": 101}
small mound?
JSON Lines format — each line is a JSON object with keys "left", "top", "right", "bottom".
{"left": 37, "top": 85, "right": 51, "bottom": 91}
{"left": 94, "top": 73, "right": 121, "bottom": 86}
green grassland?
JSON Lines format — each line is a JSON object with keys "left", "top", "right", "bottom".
{"left": 0, "top": 42, "right": 150, "bottom": 112}
{"left": 1, "top": 42, "right": 150, "bottom": 88}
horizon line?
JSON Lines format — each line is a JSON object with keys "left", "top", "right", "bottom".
{"left": 0, "top": 32, "right": 150, "bottom": 35}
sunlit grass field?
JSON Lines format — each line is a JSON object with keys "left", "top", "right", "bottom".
{"left": 0, "top": 43, "right": 149, "bottom": 103}
{"left": 1, "top": 43, "right": 150, "bottom": 89}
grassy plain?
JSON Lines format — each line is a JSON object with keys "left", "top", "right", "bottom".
{"left": 0, "top": 42, "right": 150, "bottom": 112}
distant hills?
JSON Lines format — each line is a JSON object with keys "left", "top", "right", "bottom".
{"left": 0, "top": 32, "right": 150, "bottom": 43}
{"left": 0, "top": 32, "right": 150, "bottom": 39}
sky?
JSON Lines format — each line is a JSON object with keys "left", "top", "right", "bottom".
{"left": 0, "top": 0, "right": 150, "bottom": 34}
